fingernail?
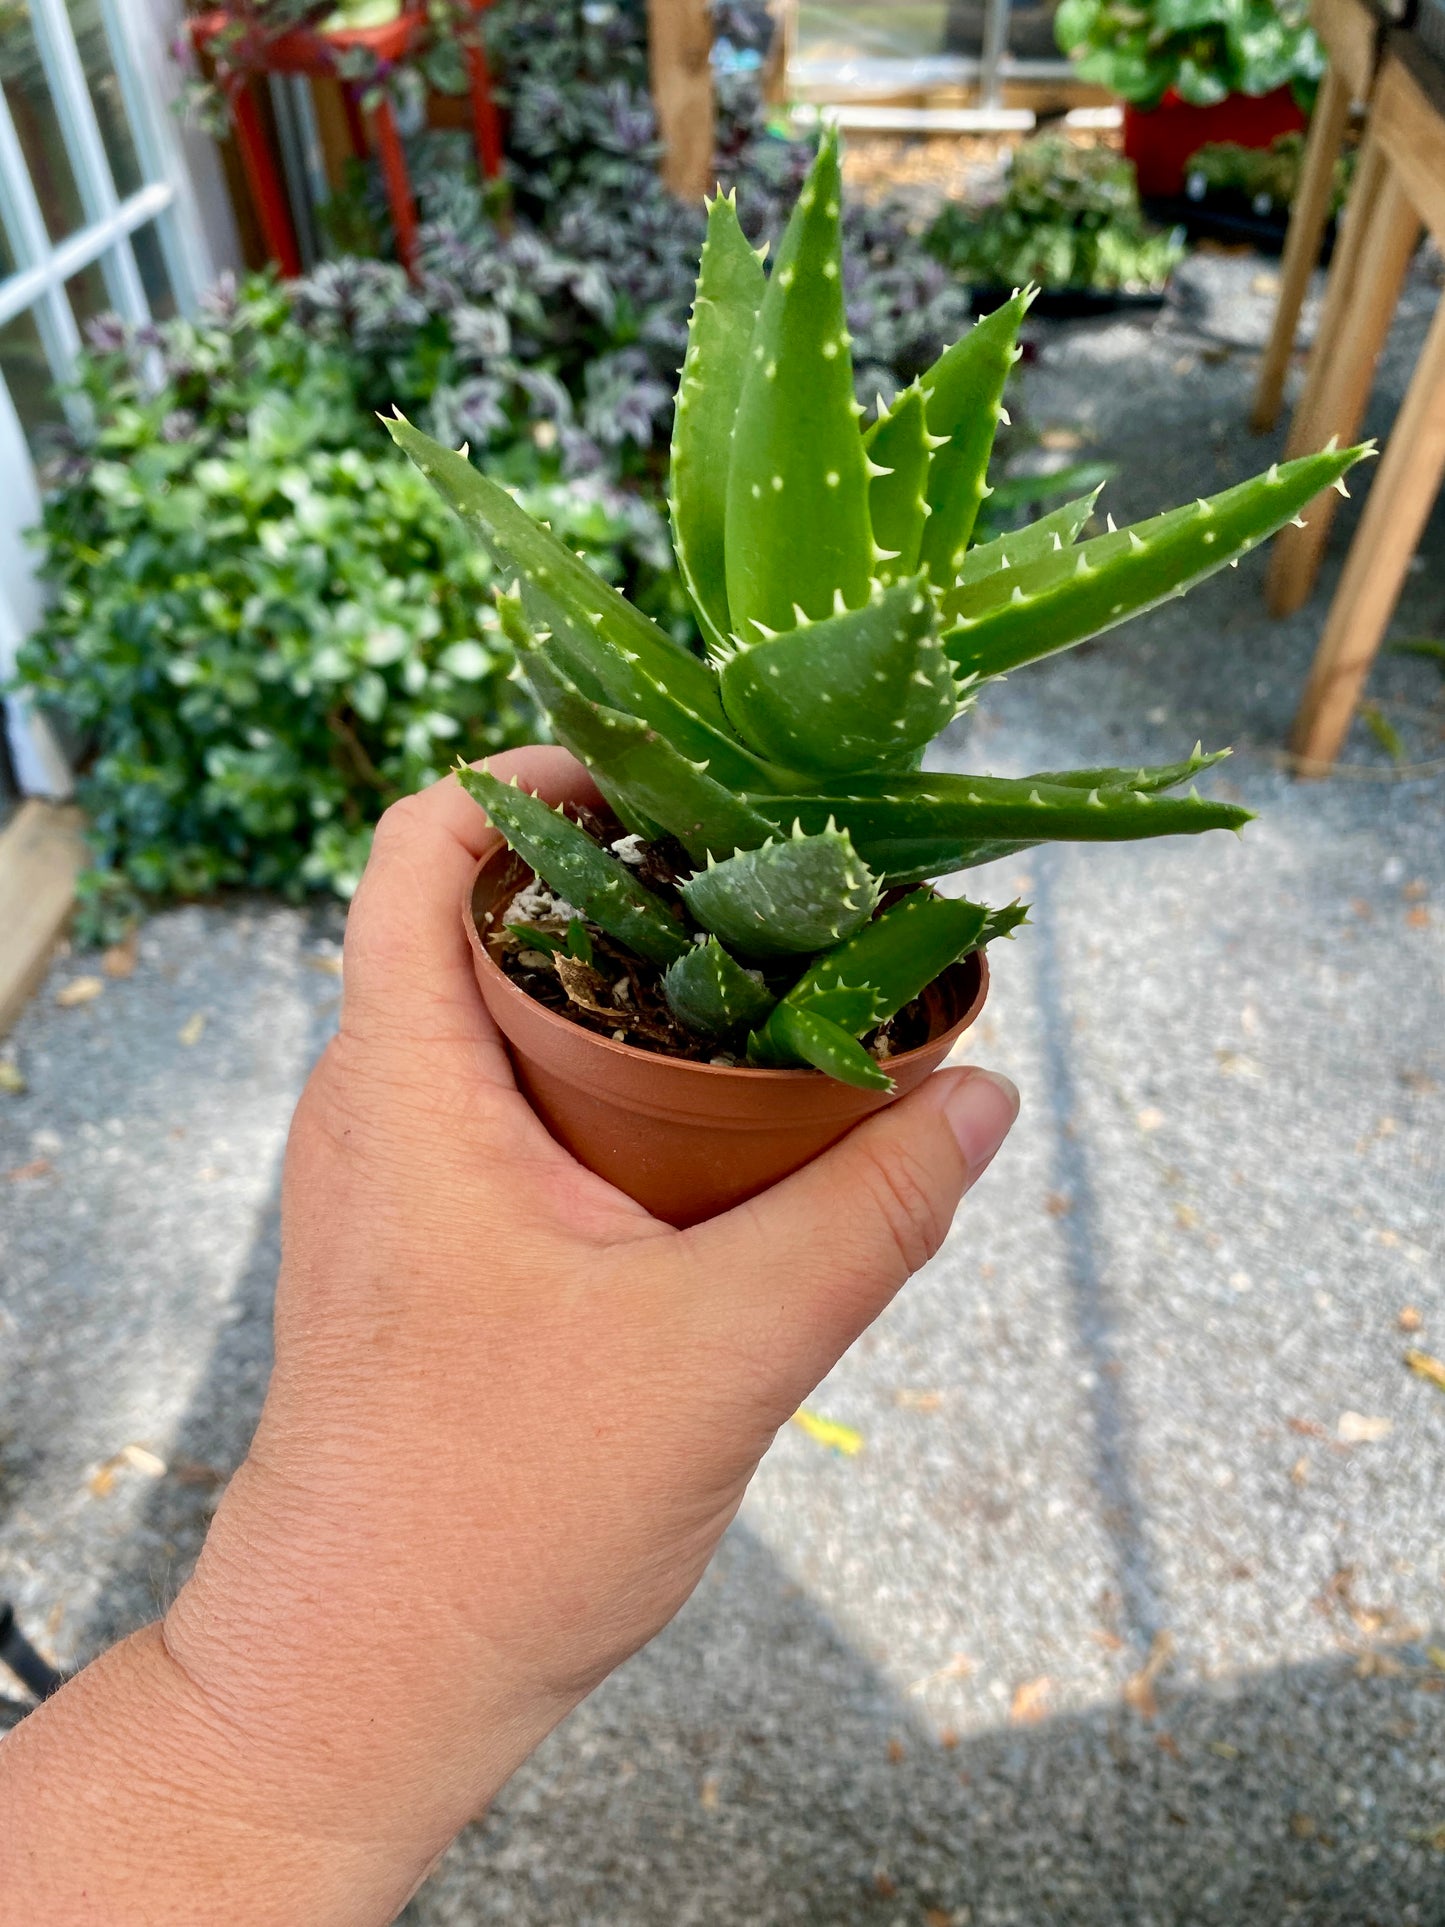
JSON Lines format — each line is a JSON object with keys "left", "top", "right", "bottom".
{"left": 945, "top": 1068, "right": 1020, "bottom": 1180}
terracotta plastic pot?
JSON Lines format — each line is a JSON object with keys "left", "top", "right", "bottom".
{"left": 1123, "top": 87, "right": 1307, "bottom": 199}
{"left": 465, "top": 847, "right": 990, "bottom": 1228}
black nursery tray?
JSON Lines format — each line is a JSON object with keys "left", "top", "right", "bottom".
{"left": 1142, "top": 193, "right": 1338, "bottom": 262}
{"left": 967, "top": 283, "right": 1171, "bottom": 320}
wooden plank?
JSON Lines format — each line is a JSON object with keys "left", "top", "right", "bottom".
{"left": 1265, "top": 135, "right": 1422, "bottom": 614}
{"left": 646, "top": 0, "right": 715, "bottom": 200}
{"left": 0, "top": 802, "right": 86, "bottom": 1039}
{"left": 1251, "top": 63, "right": 1355, "bottom": 432}
{"left": 1375, "top": 44, "right": 1445, "bottom": 239}
{"left": 1292, "top": 290, "right": 1445, "bottom": 766}
{"left": 1311, "top": 0, "right": 1380, "bottom": 100}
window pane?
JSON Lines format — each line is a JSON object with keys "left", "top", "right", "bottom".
{"left": 65, "top": 254, "right": 111, "bottom": 334}
{"left": 65, "top": 0, "right": 142, "bottom": 199}
{"left": 0, "top": 1, "right": 86, "bottom": 242}
{"left": 0, "top": 304, "right": 64, "bottom": 458}
{"left": 130, "top": 218, "right": 176, "bottom": 321}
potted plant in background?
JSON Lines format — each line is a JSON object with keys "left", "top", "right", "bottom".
{"left": 925, "top": 136, "right": 1186, "bottom": 315}
{"left": 390, "top": 129, "right": 1365, "bottom": 1227}
{"left": 1055, "top": 0, "right": 1325, "bottom": 199}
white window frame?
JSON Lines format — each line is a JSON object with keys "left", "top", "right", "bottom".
{"left": 0, "top": 0, "right": 235, "bottom": 795}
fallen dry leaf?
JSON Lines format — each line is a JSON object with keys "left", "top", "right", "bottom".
{"left": 1215, "top": 1050, "right": 1262, "bottom": 1079}
{"left": 121, "top": 1443, "right": 166, "bottom": 1477}
{"left": 1349, "top": 898, "right": 1373, "bottom": 920}
{"left": 1406, "top": 906, "right": 1431, "bottom": 929}
{"left": 886, "top": 1737, "right": 907, "bottom": 1764}
{"left": 178, "top": 1013, "right": 206, "bottom": 1047}
{"left": 924, "top": 1911, "right": 955, "bottom": 1927}
{"left": 306, "top": 953, "right": 344, "bottom": 977}
{"left": 1137, "top": 1106, "right": 1165, "bottom": 1132}
{"left": 1010, "top": 1676, "right": 1052, "bottom": 1724}
{"left": 698, "top": 1773, "right": 720, "bottom": 1812}
{"left": 1291, "top": 1455, "right": 1310, "bottom": 1485}
{"left": 1287, "top": 1416, "right": 1326, "bottom": 1438}
{"left": 873, "top": 1871, "right": 898, "bottom": 1899}
{"left": 6, "top": 1157, "right": 53, "bottom": 1182}
{"left": 938, "top": 1727, "right": 959, "bottom": 1751}
{"left": 1426, "top": 1647, "right": 1445, "bottom": 1674}
{"left": 1210, "top": 1741, "right": 1239, "bottom": 1759}
{"left": 894, "top": 1388, "right": 944, "bottom": 1413}
{"left": 0, "top": 1060, "right": 26, "bottom": 1095}
{"left": 1124, "top": 1631, "right": 1175, "bottom": 1722}
{"left": 1173, "top": 1203, "right": 1199, "bottom": 1230}
{"left": 101, "top": 935, "right": 138, "bottom": 979}
{"left": 908, "top": 1652, "right": 976, "bottom": 1694}
{"left": 1251, "top": 271, "right": 1280, "bottom": 296}
{"left": 55, "top": 976, "right": 103, "bottom": 1009}
{"left": 1404, "top": 1348, "right": 1445, "bottom": 1394}
{"left": 88, "top": 1463, "right": 116, "bottom": 1498}
{"left": 1403, "top": 878, "right": 1429, "bottom": 902}
{"left": 1039, "top": 426, "right": 1084, "bottom": 451}
{"left": 1399, "top": 1307, "right": 1423, "bottom": 1333}
{"left": 1337, "top": 1411, "right": 1393, "bottom": 1444}
{"left": 1044, "top": 1191, "right": 1073, "bottom": 1217}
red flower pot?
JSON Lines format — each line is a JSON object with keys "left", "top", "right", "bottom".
{"left": 1123, "top": 87, "right": 1308, "bottom": 199}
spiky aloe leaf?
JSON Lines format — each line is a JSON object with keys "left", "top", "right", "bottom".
{"left": 865, "top": 384, "right": 930, "bottom": 583}
{"left": 1032, "top": 744, "right": 1229, "bottom": 794}
{"left": 745, "top": 770, "right": 1254, "bottom": 885}
{"left": 663, "top": 938, "right": 776, "bottom": 1039}
{"left": 456, "top": 766, "right": 689, "bottom": 966}
{"left": 917, "top": 288, "right": 1031, "bottom": 583}
{"left": 947, "top": 489, "right": 1102, "bottom": 604}
{"left": 748, "top": 1003, "right": 892, "bottom": 1091}
{"left": 977, "top": 901, "right": 1030, "bottom": 945}
{"left": 670, "top": 192, "right": 767, "bottom": 658}
{"left": 725, "top": 127, "right": 872, "bottom": 636}
{"left": 774, "top": 888, "right": 988, "bottom": 1032}
{"left": 718, "top": 577, "right": 956, "bottom": 775}
{"left": 680, "top": 824, "right": 880, "bottom": 957}
{"left": 511, "top": 630, "right": 774, "bottom": 863}
{"left": 946, "top": 445, "right": 1371, "bottom": 680}
{"left": 388, "top": 417, "right": 794, "bottom": 796}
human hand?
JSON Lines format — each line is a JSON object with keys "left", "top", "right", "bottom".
{"left": 9, "top": 748, "right": 1016, "bottom": 1925}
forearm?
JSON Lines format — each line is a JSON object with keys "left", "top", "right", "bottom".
{"left": 0, "top": 1456, "right": 564, "bottom": 1927}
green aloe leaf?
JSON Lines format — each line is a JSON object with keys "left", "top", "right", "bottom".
{"left": 918, "top": 288, "right": 1032, "bottom": 584}
{"left": 947, "top": 488, "right": 1102, "bottom": 605}
{"left": 680, "top": 824, "right": 880, "bottom": 957}
{"left": 777, "top": 888, "right": 988, "bottom": 1031}
{"left": 512, "top": 631, "right": 774, "bottom": 863}
{"left": 669, "top": 192, "right": 767, "bottom": 658}
{"left": 725, "top": 126, "right": 873, "bottom": 636}
{"left": 718, "top": 576, "right": 957, "bottom": 775}
{"left": 663, "top": 938, "right": 776, "bottom": 1039}
{"left": 456, "top": 765, "right": 689, "bottom": 966}
{"left": 389, "top": 417, "right": 793, "bottom": 796}
{"left": 748, "top": 1002, "right": 893, "bottom": 1090}
{"left": 946, "top": 444, "right": 1372, "bottom": 680}
{"left": 864, "top": 383, "right": 930, "bottom": 582}
{"left": 1031, "top": 744, "right": 1230, "bottom": 793}
{"left": 745, "top": 770, "right": 1254, "bottom": 885}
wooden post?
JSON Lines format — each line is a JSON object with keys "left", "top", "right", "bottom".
{"left": 1290, "top": 292, "right": 1445, "bottom": 767}
{"left": 646, "top": 0, "right": 715, "bottom": 201}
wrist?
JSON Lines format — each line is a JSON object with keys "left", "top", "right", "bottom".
{"left": 162, "top": 1442, "right": 570, "bottom": 1856}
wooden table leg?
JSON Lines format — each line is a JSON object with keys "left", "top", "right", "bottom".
{"left": 1266, "top": 147, "right": 1423, "bottom": 616}
{"left": 1290, "top": 291, "right": 1445, "bottom": 769}
{"left": 1251, "top": 64, "right": 1354, "bottom": 433}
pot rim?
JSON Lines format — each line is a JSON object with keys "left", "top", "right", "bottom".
{"left": 465, "top": 845, "right": 988, "bottom": 1086}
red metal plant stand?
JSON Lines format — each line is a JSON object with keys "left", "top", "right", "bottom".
{"left": 190, "top": 3, "right": 504, "bottom": 278}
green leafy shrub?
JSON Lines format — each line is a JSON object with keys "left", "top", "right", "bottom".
{"left": 13, "top": 278, "right": 660, "bottom": 937}
{"left": 926, "top": 137, "right": 1185, "bottom": 293}
{"left": 1055, "top": 0, "right": 1324, "bottom": 109}
{"left": 1185, "top": 131, "right": 1353, "bottom": 215}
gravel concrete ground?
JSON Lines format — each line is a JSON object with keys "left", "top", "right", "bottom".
{"left": 2, "top": 253, "right": 1443, "bottom": 1926}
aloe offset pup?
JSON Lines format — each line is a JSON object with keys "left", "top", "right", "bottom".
{"left": 389, "top": 128, "right": 1365, "bottom": 1094}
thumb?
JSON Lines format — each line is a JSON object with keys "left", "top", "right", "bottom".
{"left": 680, "top": 1066, "right": 1019, "bottom": 1395}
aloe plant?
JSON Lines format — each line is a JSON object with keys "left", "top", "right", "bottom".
{"left": 389, "top": 128, "right": 1367, "bottom": 1092}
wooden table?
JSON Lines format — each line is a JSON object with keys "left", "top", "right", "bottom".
{"left": 1250, "top": 0, "right": 1385, "bottom": 433}
{"left": 1265, "top": 33, "right": 1445, "bottom": 767}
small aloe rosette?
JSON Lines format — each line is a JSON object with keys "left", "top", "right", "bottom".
{"left": 389, "top": 128, "right": 1366, "bottom": 1092}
